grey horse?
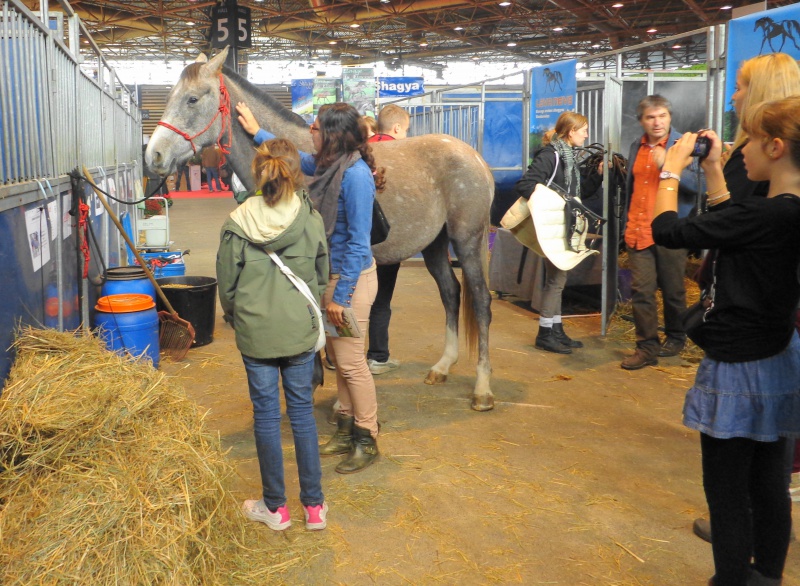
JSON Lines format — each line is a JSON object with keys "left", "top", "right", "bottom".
{"left": 145, "top": 48, "right": 496, "bottom": 411}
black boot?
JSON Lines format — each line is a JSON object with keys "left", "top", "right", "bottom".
{"left": 552, "top": 323, "right": 583, "bottom": 348}
{"left": 335, "top": 424, "right": 379, "bottom": 474}
{"left": 319, "top": 414, "right": 354, "bottom": 455}
{"left": 535, "top": 325, "right": 572, "bottom": 354}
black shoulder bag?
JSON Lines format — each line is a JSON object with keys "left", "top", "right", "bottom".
{"left": 371, "top": 199, "right": 390, "bottom": 245}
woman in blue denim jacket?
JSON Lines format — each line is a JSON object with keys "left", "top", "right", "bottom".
{"left": 237, "top": 101, "right": 385, "bottom": 474}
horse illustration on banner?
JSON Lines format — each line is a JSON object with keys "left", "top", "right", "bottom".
{"left": 754, "top": 17, "right": 800, "bottom": 53}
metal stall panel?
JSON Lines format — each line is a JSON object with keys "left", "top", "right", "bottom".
{"left": 0, "top": 2, "right": 50, "bottom": 184}
{"left": 602, "top": 77, "right": 624, "bottom": 335}
{"left": 0, "top": 1, "right": 142, "bottom": 384}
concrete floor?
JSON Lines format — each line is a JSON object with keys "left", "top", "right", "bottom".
{"left": 160, "top": 195, "right": 799, "bottom": 586}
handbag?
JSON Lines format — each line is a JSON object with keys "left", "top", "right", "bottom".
{"left": 267, "top": 251, "right": 327, "bottom": 352}
{"left": 681, "top": 250, "right": 717, "bottom": 344}
{"left": 371, "top": 198, "right": 390, "bottom": 245}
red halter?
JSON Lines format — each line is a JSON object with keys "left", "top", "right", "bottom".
{"left": 157, "top": 74, "right": 232, "bottom": 159}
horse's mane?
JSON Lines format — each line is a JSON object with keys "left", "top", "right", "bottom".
{"left": 222, "top": 66, "right": 308, "bottom": 129}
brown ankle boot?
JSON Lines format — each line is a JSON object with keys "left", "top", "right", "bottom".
{"left": 335, "top": 424, "right": 379, "bottom": 474}
{"left": 319, "top": 414, "right": 354, "bottom": 455}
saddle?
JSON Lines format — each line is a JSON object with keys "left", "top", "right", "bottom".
{"left": 501, "top": 152, "right": 606, "bottom": 271}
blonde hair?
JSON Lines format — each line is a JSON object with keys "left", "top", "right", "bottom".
{"left": 251, "top": 138, "right": 304, "bottom": 206}
{"left": 542, "top": 111, "right": 588, "bottom": 145}
{"left": 377, "top": 104, "right": 410, "bottom": 133}
{"left": 741, "top": 96, "right": 800, "bottom": 170}
{"left": 733, "top": 53, "right": 800, "bottom": 151}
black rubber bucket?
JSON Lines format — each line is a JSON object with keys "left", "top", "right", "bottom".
{"left": 155, "top": 276, "right": 217, "bottom": 347}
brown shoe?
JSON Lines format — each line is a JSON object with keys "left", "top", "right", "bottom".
{"left": 658, "top": 338, "right": 686, "bottom": 357}
{"left": 621, "top": 349, "right": 658, "bottom": 370}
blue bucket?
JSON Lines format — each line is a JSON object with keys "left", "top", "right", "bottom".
{"left": 94, "top": 294, "right": 160, "bottom": 368}
{"left": 101, "top": 266, "right": 157, "bottom": 301}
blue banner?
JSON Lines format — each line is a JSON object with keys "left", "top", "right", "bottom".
{"left": 376, "top": 77, "right": 425, "bottom": 98}
{"left": 291, "top": 79, "right": 314, "bottom": 124}
{"left": 724, "top": 4, "right": 800, "bottom": 141}
{"left": 529, "top": 59, "right": 576, "bottom": 157}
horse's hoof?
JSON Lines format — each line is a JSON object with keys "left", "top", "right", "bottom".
{"left": 471, "top": 395, "right": 494, "bottom": 412}
{"left": 425, "top": 370, "right": 448, "bottom": 385}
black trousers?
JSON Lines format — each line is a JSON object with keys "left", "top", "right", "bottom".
{"left": 367, "top": 263, "right": 400, "bottom": 363}
{"left": 701, "top": 433, "right": 791, "bottom": 586}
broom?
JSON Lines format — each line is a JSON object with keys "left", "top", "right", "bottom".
{"left": 82, "top": 167, "right": 195, "bottom": 360}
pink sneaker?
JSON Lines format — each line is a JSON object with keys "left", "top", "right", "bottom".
{"left": 303, "top": 502, "right": 328, "bottom": 530}
{"left": 242, "top": 499, "right": 291, "bottom": 531}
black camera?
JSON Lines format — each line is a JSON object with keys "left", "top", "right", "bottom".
{"left": 691, "top": 135, "right": 711, "bottom": 159}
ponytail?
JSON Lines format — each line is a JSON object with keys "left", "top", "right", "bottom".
{"left": 251, "top": 139, "right": 304, "bottom": 206}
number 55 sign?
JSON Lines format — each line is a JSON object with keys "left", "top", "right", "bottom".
{"left": 211, "top": 2, "right": 252, "bottom": 49}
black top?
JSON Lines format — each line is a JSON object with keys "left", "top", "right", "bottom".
{"left": 725, "top": 144, "right": 769, "bottom": 203}
{"left": 652, "top": 195, "right": 800, "bottom": 362}
{"left": 514, "top": 144, "right": 602, "bottom": 200}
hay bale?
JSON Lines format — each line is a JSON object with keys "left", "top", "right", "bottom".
{"left": 0, "top": 328, "right": 253, "bottom": 585}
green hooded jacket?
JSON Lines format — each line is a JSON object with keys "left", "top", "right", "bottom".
{"left": 216, "top": 191, "right": 328, "bottom": 359}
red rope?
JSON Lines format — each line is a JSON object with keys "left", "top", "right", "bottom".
{"left": 78, "top": 201, "right": 90, "bottom": 278}
{"left": 156, "top": 74, "right": 232, "bottom": 161}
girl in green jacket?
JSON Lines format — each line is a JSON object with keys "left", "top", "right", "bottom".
{"left": 216, "top": 139, "right": 329, "bottom": 531}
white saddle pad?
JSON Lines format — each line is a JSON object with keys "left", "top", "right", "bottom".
{"left": 529, "top": 183, "right": 598, "bottom": 271}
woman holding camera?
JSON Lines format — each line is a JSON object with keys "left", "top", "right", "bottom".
{"left": 513, "top": 111, "right": 603, "bottom": 353}
{"left": 689, "top": 52, "right": 800, "bottom": 546}
{"left": 652, "top": 96, "right": 800, "bottom": 586}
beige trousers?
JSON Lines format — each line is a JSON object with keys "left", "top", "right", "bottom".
{"left": 323, "top": 269, "right": 379, "bottom": 436}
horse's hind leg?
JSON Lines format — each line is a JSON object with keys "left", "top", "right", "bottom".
{"left": 421, "top": 226, "right": 461, "bottom": 385}
{"left": 451, "top": 233, "right": 494, "bottom": 412}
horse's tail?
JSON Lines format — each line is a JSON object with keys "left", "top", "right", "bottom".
{"left": 462, "top": 228, "right": 489, "bottom": 360}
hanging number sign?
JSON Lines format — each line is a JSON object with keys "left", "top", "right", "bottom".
{"left": 211, "top": 3, "right": 252, "bottom": 49}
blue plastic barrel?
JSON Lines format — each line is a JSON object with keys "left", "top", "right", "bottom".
{"left": 101, "top": 267, "right": 157, "bottom": 301}
{"left": 94, "top": 294, "right": 160, "bottom": 368}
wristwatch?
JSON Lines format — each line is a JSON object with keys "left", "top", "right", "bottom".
{"left": 659, "top": 171, "right": 681, "bottom": 181}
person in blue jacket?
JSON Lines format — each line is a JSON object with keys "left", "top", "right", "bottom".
{"left": 236, "top": 101, "right": 385, "bottom": 474}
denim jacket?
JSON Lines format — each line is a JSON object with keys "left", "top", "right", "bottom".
{"left": 254, "top": 129, "right": 375, "bottom": 306}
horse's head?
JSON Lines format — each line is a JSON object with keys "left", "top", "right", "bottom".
{"left": 754, "top": 17, "right": 770, "bottom": 31}
{"left": 145, "top": 47, "right": 230, "bottom": 177}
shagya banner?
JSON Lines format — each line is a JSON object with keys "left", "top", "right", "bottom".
{"left": 376, "top": 77, "right": 425, "bottom": 98}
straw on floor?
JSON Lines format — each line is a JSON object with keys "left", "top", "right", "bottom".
{"left": 0, "top": 327, "right": 326, "bottom": 585}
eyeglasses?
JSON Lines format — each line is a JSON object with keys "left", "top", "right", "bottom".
{"left": 310, "top": 125, "right": 320, "bottom": 133}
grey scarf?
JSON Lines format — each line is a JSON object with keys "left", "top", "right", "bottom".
{"left": 551, "top": 137, "right": 581, "bottom": 199}
{"left": 308, "top": 151, "right": 361, "bottom": 240}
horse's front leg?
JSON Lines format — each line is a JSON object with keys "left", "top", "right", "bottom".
{"left": 421, "top": 228, "right": 460, "bottom": 385}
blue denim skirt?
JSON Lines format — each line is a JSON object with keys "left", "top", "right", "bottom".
{"left": 683, "top": 332, "right": 800, "bottom": 441}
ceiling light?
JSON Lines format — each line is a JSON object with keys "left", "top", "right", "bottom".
{"left": 498, "top": 1, "right": 511, "bottom": 5}
{"left": 552, "top": 27, "right": 563, "bottom": 32}
{"left": 329, "top": 40, "right": 338, "bottom": 45}
{"left": 419, "top": 40, "right": 428, "bottom": 46}
{"left": 472, "top": 56, "right": 479, "bottom": 60}
{"left": 647, "top": 28, "right": 657, "bottom": 33}
{"left": 591, "top": 43, "right": 601, "bottom": 48}
{"left": 184, "top": 39, "right": 192, "bottom": 44}
{"left": 612, "top": 2, "right": 623, "bottom": 7}
{"left": 350, "top": 23, "right": 360, "bottom": 28}
{"left": 507, "top": 41, "right": 517, "bottom": 47}
{"left": 672, "top": 44, "right": 681, "bottom": 49}
{"left": 186, "top": 21, "right": 194, "bottom": 26}
{"left": 454, "top": 26, "right": 463, "bottom": 30}
{"left": 380, "top": 0, "right": 391, "bottom": 3}
{"left": 721, "top": 4, "right": 732, "bottom": 8}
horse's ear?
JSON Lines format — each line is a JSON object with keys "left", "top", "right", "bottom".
{"left": 195, "top": 53, "right": 209, "bottom": 64}
{"left": 207, "top": 46, "right": 229, "bottom": 74}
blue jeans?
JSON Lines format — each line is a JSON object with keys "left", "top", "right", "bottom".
{"left": 242, "top": 351, "right": 323, "bottom": 510}
{"left": 206, "top": 166, "right": 222, "bottom": 191}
